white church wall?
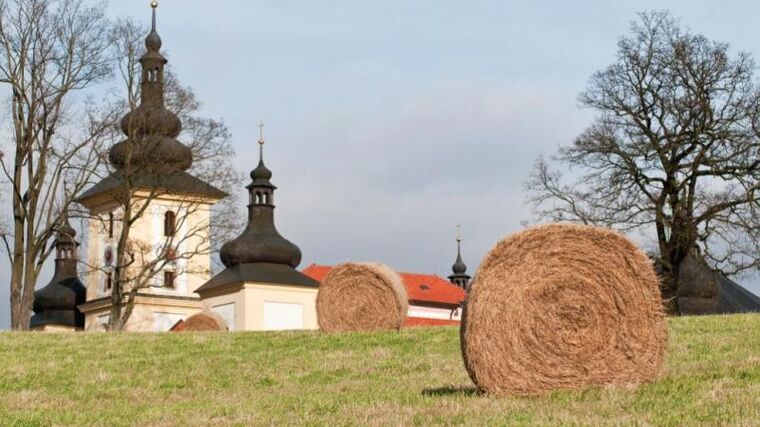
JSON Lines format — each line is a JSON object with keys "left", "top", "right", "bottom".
{"left": 211, "top": 302, "right": 236, "bottom": 331}
{"left": 407, "top": 305, "right": 461, "bottom": 321}
{"left": 242, "top": 283, "right": 318, "bottom": 331}
{"left": 263, "top": 302, "right": 304, "bottom": 331}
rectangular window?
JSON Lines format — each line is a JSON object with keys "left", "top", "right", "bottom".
{"left": 106, "top": 271, "right": 112, "bottom": 291}
{"left": 108, "top": 213, "right": 114, "bottom": 238}
{"left": 164, "top": 271, "right": 175, "bottom": 288}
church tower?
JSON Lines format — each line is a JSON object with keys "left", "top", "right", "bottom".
{"left": 30, "top": 211, "right": 87, "bottom": 331}
{"left": 448, "top": 228, "right": 470, "bottom": 290}
{"left": 76, "top": 2, "right": 226, "bottom": 331}
{"left": 196, "top": 128, "right": 319, "bottom": 331}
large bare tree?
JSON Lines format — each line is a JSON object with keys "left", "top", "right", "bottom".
{"left": 526, "top": 11, "right": 760, "bottom": 313}
{"left": 0, "top": 0, "right": 115, "bottom": 330}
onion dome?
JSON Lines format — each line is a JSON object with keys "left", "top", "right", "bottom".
{"left": 448, "top": 228, "right": 471, "bottom": 290}
{"left": 219, "top": 131, "right": 302, "bottom": 268}
{"left": 108, "top": 1, "right": 192, "bottom": 175}
{"left": 30, "top": 210, "right": 86, "bottom": 329}
{"left": 452, "top": 245, "right": 467, "bottom": 274}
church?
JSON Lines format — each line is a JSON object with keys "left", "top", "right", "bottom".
{"left": 29, "top": 2, "right": 468, "bottom": 332}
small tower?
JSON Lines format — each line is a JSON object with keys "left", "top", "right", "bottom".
{"left": 197, "top": 126, "right": 319, "bottom": 331}
{"left": 217, "top": 125, "right": 304, "bottom": 268}
{"left": 30, "top": 211, "right": 87, "bottom": 331}
{"left": 448, "top": 226, "right": 470, "bottom": 290}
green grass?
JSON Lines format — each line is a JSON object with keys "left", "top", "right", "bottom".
{"left": 1, "top": 314, "right": 759, "bottom": 426}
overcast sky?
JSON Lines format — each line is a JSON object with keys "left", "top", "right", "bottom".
{"left": 2, "top": 0, "right": 760, "bottom": 328}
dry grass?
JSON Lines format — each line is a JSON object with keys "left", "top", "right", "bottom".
{"left": 0, "top": 314, "right": 758, "bottom": 426}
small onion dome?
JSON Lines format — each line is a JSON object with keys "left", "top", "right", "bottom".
{"left": 452, "top": 253, "right": 467, "bottom": 275}
{"left": 250, "top": 159, "right": 273, "bottom": 182}
{"left": 32, "top": 278, "right": 85, "bottom": 315}
{"left": 145, "top": 27, "right": 161, "bottom": 51}
{"left": 219, "top": 227, "right": 303, "bottom": 268}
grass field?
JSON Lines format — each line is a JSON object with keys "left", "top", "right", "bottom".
{"left": 0, "top": 314, "right": 759, "bottom": 426}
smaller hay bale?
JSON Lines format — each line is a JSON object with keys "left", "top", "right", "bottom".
{"left": 461, "top": 223, "right": 667, "bottom": 396}
{"left": 181, "top": 311, "right": 228, "bottom": 332}
{"left": 317, "top": 262, "right": 408, "bottom": 332}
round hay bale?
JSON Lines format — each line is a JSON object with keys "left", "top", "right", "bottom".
{"left": 181, "top": 311, "right": 228, "bottom": 332}
{"left": 461, "top": 223, "right": 667, "bottom": 395}
{"left": 317, "top": 262, "right": 408, "bottom": 332}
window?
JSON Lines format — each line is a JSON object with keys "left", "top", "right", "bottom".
{"left": 108, "top": 212, "right": 114, "bottom": 238}
{"left": 164, "top": 271, "right": 175, "bottom": 288}
{"left": 164, "top": 211, "right": 176, "bottom": 237}
{"left": 106, "top": 271, "right": 112, "bottom": 291}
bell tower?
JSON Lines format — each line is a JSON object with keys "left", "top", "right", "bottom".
{"left": 76, "top": 1, "right": 227, "bottom": 331}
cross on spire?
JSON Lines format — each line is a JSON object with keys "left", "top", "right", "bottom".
{"left": 258, "top": 121, "right": 265, "bottom": 144}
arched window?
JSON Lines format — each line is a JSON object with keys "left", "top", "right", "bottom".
{"left": 106, "top": 271, "right": 113, "bottom": 291}
{"left": 164, "top": 211, "right": 176, "bottom": 237}
{"left": 264, "top": 192, "right": 271, "bottom": 204}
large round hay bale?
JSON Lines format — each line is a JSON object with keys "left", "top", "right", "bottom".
{"left": 181, "top": 311, "right": 228, "bottom": 332}
{"left": 461, "top": 223, "right": 667, "bottom": 395}
{"left": 317, "top": 262, "right": 408, "bottom": 332}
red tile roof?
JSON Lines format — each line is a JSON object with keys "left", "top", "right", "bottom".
{"left": 302, "top": 264, "right": 466, "bottom": 306}
{"left": 404, "top": 317, "right": 460, "bottom": 327}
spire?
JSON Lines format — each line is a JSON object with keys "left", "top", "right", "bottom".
{"left": 146, "top": 1, "right": 162, "bottom": 52}
{"left": 448, "top": 224, "right": 471, "bottom": 290}
{"left": 109, "top": 1, "right": 192, "bottom": 175}
{"left": 219, "top": 127, "right": 302, "bottom": 268}
{"left": 251, "top": 121, "right": 272, "bottom": 182}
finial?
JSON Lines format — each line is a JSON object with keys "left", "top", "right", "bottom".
{"left": 456, "top": 224, "right": 462, "bottom": 243}
{"left": 258, "top": 121, "right": 265, "bottom": 161}
{"left": 258, "top": 121, "right": 265, "bottom": 145}
{"left": 151, "top": 1, "right": 158, "bottom": 30}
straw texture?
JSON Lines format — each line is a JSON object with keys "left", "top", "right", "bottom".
{"left": 461, "top": 223, "right": 667, "bottom": 395}
{"left": 181, "top": 311, "right": 228, "bottom": 332}
{"left": 317, "top": 262, "right": 408, "bottom": 332}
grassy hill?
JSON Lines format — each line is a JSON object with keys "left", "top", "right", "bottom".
{"left": 1, "top": 314, "right": 759, "bottom": 426}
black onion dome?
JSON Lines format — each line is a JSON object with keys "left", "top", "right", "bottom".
{"left": 219, "top": 140, "right": 302, "bottom": 269}
{"left": 33, "top": 278, "right": 86, "bottom": 313}
{"left": 145, "top": 28, "right": 162, "bottom": 51}
{"left": 30, "top": 211, "right": 86, "bottom": 329}
{"left": 452, "top": 252, "right": 467, "bottom": 274}
{"left": 107, "top": 4, "right": 193, "bottom": 176}
{"left": 219, "top": 226, "right": 303, "bottom": 268}
{"left": 251, "top": 159, "right": 272, "bottom": 181}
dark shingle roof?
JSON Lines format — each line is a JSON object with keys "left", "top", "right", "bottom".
{"left": 196, "top": 262, "right": 319, "bottom": 295}
{"left": 77, "top": 171, "right": 227, "bottom": 204}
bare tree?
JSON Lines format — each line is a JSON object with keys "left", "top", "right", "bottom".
{"left": 526, "top": 11, "right": 760, "bottom": 314}
{"left": 81, "top": 18, "right": 241, "bottom": 331}
{"left": 0, "top": 0, "right": 115, "bottom": 330}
